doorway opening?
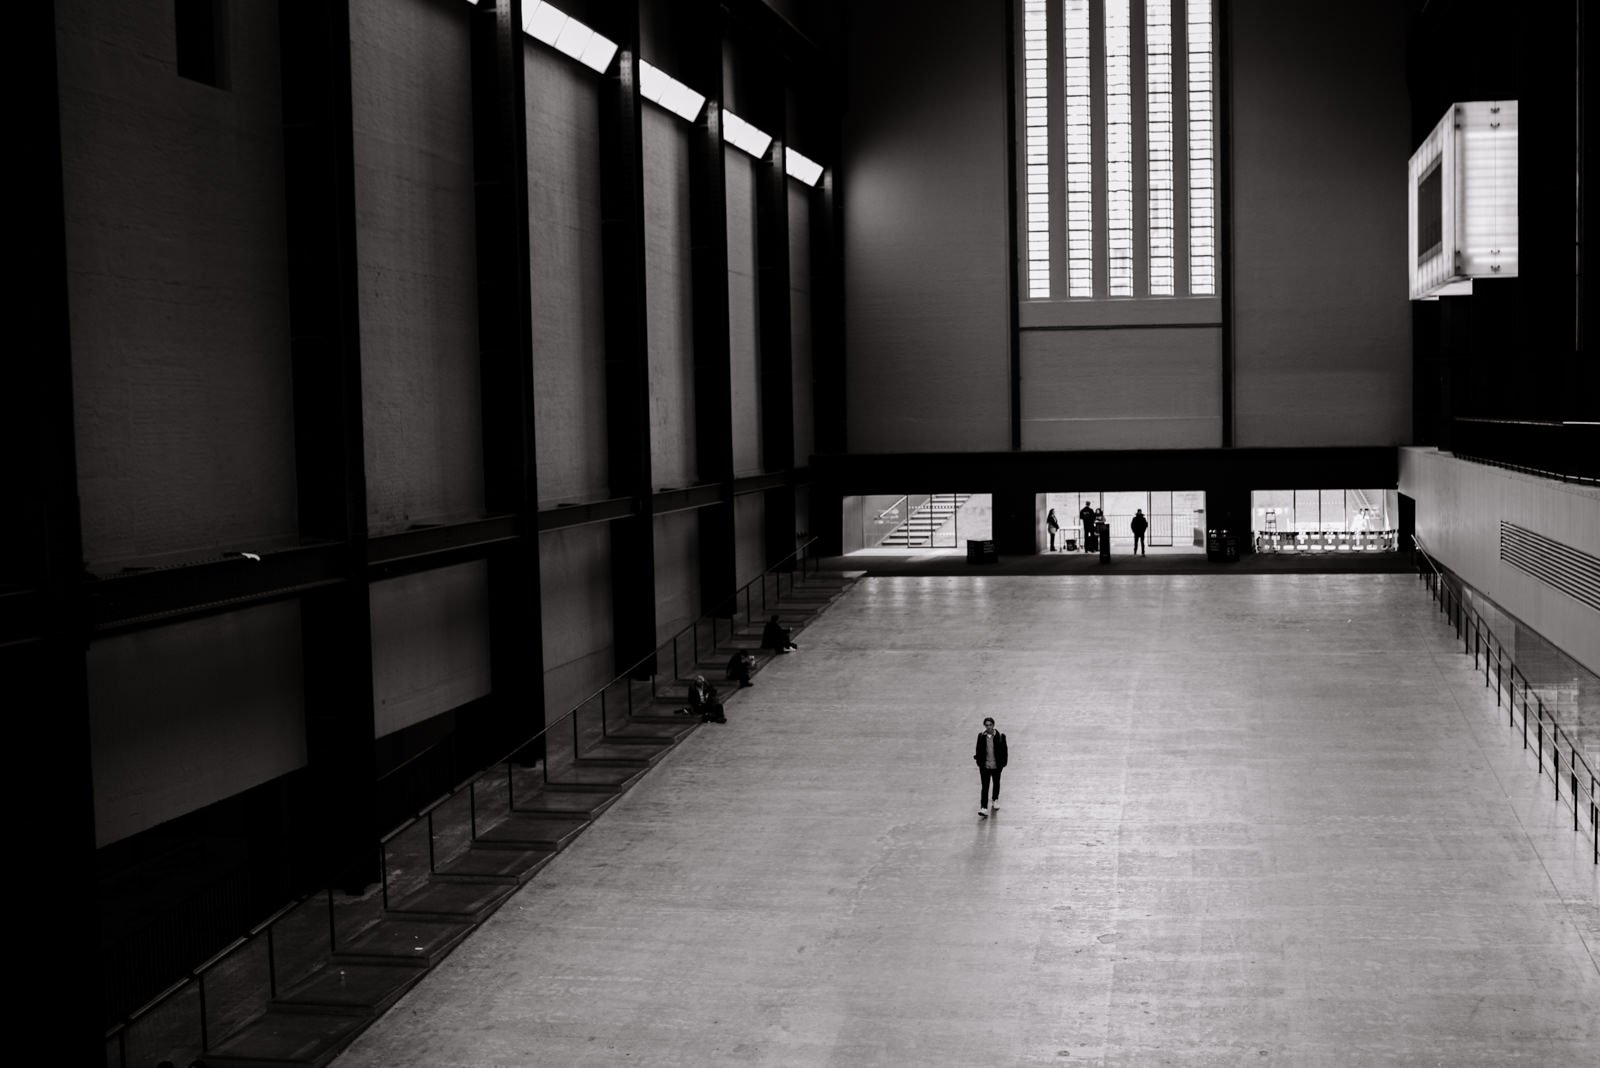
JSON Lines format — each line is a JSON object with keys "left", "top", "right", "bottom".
{"left": 1042, "top": 491, "right": 1207, "bottom": 554}
{"left": 841, "top": 494, "right": 993, "bottom": 554}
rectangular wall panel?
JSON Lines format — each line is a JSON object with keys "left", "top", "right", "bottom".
{"left": 843, "top": 0, "right": 1011, "bottom": 452}
{"left": 370, "top": 561, "right": 493, "bottom": 738}
{"left": 734, "top": 493, "right": 767, "bottom": 588}
{"left": 539, "top": 524, "right": 615, "bottom": 723}
{"left": 789, "top": 184, "right": 815, "bottom": 467}
{"left": 56, "top": 0, "right": 299, "bottom": 564}
{"left": 351, "top": 0, "right": 485, "bottom": 531}
{"left": 727, "top": 148, "right": 764, "bottom": 476}
{"left": 1231, "top": 0, "right": 1411, "bottom": 446}
{"left": 1400, "top": 448, "right": 1600, "bottom": 675}
{"left": 652, "top": 510, "right": 701, "bottom": 645}
{"left": 528, "top": 44, "right": 610, "bottom": 506}
{"left": 643, "top": 108, "right": 697, "bottom": 489}
{"left": 1020, "top": 328, "right": 1222, "bottom": 449}
{"left": 88, "top": 602, "right": 307, "bottom": 847}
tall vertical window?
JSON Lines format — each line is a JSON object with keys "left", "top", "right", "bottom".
{"left": 1063, "top": 0, "right": 1094, "bottom": 297}
{"left": 1103, "top": 0, "right": 1133, "bottom": 296}
{"left": 1146, "top": 2, "right": 1175, "bottom": 295}
{"left": 1023, "top": 2, "right": 1051, "bottom": 297}
{"left": 1186, "top": 0, "right": 1215, "bottom": 295}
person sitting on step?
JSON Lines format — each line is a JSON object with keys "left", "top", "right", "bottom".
{"left": 726, "top": 649, "right": 756, "bottom": 687}
{"left": 761, "top": 614, "right": 798, "bottom": 653}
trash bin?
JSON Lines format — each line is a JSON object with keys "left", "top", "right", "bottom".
{"left": 1096, "top": 520, "right": 1111, "bottom": 563}
{"left": 966, "top": 538, "right": 998, "bottom": 564}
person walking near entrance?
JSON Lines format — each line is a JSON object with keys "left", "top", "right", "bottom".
{"left": 974, "top": 716, "right": 1008, "bottom": 817}
{"left": 1078, "top": 501, "right": 1096, "bottom": 552}
{"left": 1130, "top": 508, "right": 1148, "bottom": 555}
{"left": 1046, "top": 507, "right": 1060, "bottom": 551}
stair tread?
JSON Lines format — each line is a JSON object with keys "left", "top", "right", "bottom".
{"left": 277, "top": 961, "right": 426, "bottom": 1011}
{"left": 338, "top": 917, "right": 473, "bottom": 960}
{"left": 208, "top": 1008, "right": 368, "bottom": 1065}
{"left": 387, "top": 879, "right": 516, "bottom": 919}
{"left": 476, "top": 812, "right": 590, "bottom": 847}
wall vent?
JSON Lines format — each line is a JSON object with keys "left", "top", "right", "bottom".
{"left": 1499, "top": 522, "right": 1600, "bottom": 612}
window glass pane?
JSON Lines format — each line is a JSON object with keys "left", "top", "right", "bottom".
{"left": 1146, "top": 0, "right": 1174, "bottom": 295}
{"left": 1064, "top": 0, "right": 1094, "bottom": 296}
{"left": 1104, "top": 0, "right": 1133, "bottom": 296}
{"left": 1023, "top": 1, "right": 1050, "bottom": 296}
{"left": 1186, "top": 0, "right": 1215, "bottom": 294}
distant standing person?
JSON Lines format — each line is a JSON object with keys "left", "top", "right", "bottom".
{"left": 762, "top": 614, "right": 797, "bottom": 653}
{"left": 974, "top": 716, "right": 1008, "bottom": 818}
{"left": 1046, "top": 508, "right": 1060, "bottom": 552}
{"left": 1130, "top": 508, "right": 1148, "bottom": 555}
{"left": 1078, "top": 501, "right": 1096, "bottom": 552}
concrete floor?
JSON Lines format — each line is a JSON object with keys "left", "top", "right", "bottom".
{"left": 335, "top": 574, "right": 1599, "bottom": 1067}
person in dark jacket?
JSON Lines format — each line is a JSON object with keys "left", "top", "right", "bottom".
{"left": 679, "top": 674, "right": 724, "bottom": 721}
{"left": 1130, "top": 508, "right": 1149, "bottom": 555}
{"left": 1046, "top": 507, "right": 1061, "bottom": 551}
{"left": 761, "top": 614, "right": 797, "bottom": 653}
{"left": 726, "top": 649, "right": 755, "bottom": 687}
{"left": 1078, "top": 501, "right": 1096, "bottom": 552}
{"left": 973, "top": 717, "right": 1008, "bottom": 817}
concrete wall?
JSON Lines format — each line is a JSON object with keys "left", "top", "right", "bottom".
{"left": 727, "top": 148, "right": 764, "bottom": 475}
{"left": 1231, "top": 0, "right": 1411, "bottom": 446}
{"left": 644, "top": 107, "right": 697, "bottom": 488}
{"left": 653, "top": 511, "right": 702, "bottom": 646}
{"left": 1020, "top": 329, "right": 1223, "bottom": 450}
{"left": 369, "top": 562, "right": 494, "bottom": 738}
{"left": 540, "top": 524, "right": 614, "bottom": 723}
{"left": 88, "top": 602, "right": 307, "bottom": 847}
{"left": 789, "top": 183, "right": 815, "bottom": 466}
{"left": 56, "top": 0, "right": 299, "bottom": 564}
{"left": 351, "top": 0, "right": 485, "bottom": 532}
{"left": 842, "top": 0, "right": 1011, "bottom": 452}
{"left": 528, "top": 43, "right": 609, "bottom": 506}
{"left": 735, "top": 493, "right": 767, "bottom": 587}
{"left": 1400, "top": 449, "right": 1600, "bottom": 674}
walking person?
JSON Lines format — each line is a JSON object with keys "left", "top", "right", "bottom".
{"left": 1046, "top": 507, "right": 1060, "bottom": 552}
{"left": 973, "top": 716, "right": 1008, "bottom": 817}
{"left": 1078, "top": 501, "right": 1096, "bottom": 552}
{"left": 1130, "top": 508, "right": 1148, "bottom": 556}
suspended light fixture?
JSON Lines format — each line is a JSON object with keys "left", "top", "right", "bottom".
{"left": 723, "top": 110, "right": 772, "bottom": 160}
{"left": 1408, "top": 101, "right": 1518, "bottom": 300}
{"left": 785, "top": 147, "right": 824, "bottom": 186}
{"left": 522, "top": 2, "right": 616, "bottom": 74}
{"left": 638, "top": 60, "right": 706, "bottom": 122}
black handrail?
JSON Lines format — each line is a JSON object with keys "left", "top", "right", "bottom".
{"left": 104, "top": 536, "right": 826, "bottom": 1061}
{"left": 1412, "top": 536, "right": 1597, "bottom": 865}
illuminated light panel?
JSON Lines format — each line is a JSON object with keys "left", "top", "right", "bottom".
{"left": 1023, "top": 0, "right": 1049, "bottom": 297}
{"left": 1187, "top": 0, "right": 1216, "bottom": 295}
{"left": 723, "top": 109, "right": 773, "bottom": 159}
{"left": 638, "top": 59, "right": 705, "bottom": 122}
{"left": 785, "top": 148, "right": 824, "bottom": 186}
{"left": 1408, "top": 101, "right": 1518, "bottom": 300}
{"left": 1146, "top": 0, "right": 1175, "bottom": 296}
{"left": 1064, "top": 0, "right": 1093, "bottom": 297}
{"left": 522, "top": 3, "right": 616, "bottom": 73}
{"left": 1104, "top": 0, "right": 1133, "bottom": 296}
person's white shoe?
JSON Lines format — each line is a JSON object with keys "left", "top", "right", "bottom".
{"left": 978, "top": 807, "right": 989, "bottom": 818}
{"left": 989, "top": 800, "right": 998, "bottom": 811}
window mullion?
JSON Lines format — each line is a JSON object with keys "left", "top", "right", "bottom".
{"left": 1131, "top": 0, "right": 1148, "bottom": 298}
{"left": 1089, "top": 0, "right": 1108, "bottom": 298}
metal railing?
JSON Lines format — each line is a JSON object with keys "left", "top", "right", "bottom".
{"left": 104, "top": 538, "right": 827, "bottom": 1066}
{"left": 1413, "top": 537, "right": 1597, "bottom": 865}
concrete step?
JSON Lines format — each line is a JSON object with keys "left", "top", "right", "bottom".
{"left": 206, "top": 1008, "right": 368, "bottom": 1067}
{"left": 273, "top": 962, "right": 428, "bottom": 1017}
{"left": 384, "top": 878, "right": 518, "bottom": 923}
{"left": 475, "top": 811, "right": 591, "bottom": 851}
{"left": 332, "top": 916, "right": 475, "bottom": 967}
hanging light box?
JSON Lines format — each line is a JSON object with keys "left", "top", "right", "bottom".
{"left": 1407, "top": 101, "right": 1518, "bottom": 300}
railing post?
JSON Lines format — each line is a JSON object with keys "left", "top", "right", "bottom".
{"left": 380, "top": 843, "right": 390, "bottom": 910}
{"left": 1553, "top": 745, "right": 1560, "bottom": 801}
{"left": 469, "top": 780, "right": 478, "bottom": 840}
{"left": 1494, "top": 659, "right": 1501, "bottom": 706}
{"left": 601, "top": 689, "right": 608, "bottom": 739}
{"left": 1536, "top": 717, "right": 1543, "bottom": 774}
{"left": 1522, "top": 696, "right": 1528, "bottom": 748}
{"left": 198, "top": 972, "right": 209, "bottom": 1052}
{"left": 672, "top": 635, "right": 679, "bottom": 681}
{"left": 427, "top": 811, "right": 437, "bottom": 873}
{"left": 507, "top": 759, "right": 514, "bottom": 811}
{"left": 267, "top": 920, "right": 278, "bottom": 999}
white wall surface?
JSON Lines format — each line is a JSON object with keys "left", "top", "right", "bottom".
{"left": 644, "top": 107, "right": 698, "bottom": 488}
{"left": 1400, "top": 448, "right": 1600, "bottom": 674}
{"left": 351, "top": 0, "right": 485, "bottom": 531}
{"left": 727, "top": 148, "right": 765, "bottom": 476}
{"left": 88, "top": 602, "right": 307, "bottom": 847}
{"left": 57, "top": 0, "right": 299, "bottom": 564}
{"left": 369, "top": 561, "right": 493, "bottom": 738}
{"left": 528, "top": 44, "right": 609, "bottom": 505}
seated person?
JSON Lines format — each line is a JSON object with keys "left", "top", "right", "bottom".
{"left": 679, "top": 674, "right": 725, "bottom": 722}
{"left": 726, "top": 649, "right": 756, "bottom": 687}
{"left": 761, "top": 614, "right": 797, "bottom": 653}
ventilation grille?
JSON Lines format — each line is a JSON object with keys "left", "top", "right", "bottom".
{"left": 1499, "top": 522, "right": 1600, "bottom": 612}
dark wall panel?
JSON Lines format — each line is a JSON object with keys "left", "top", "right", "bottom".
{"left": 527, "top": 43, "right": 609, "bottom": 506}
{"left": 734, "top": 492, "right": 767, "bottom": 588}
{"left": 369, "top": 561, "right": 493, "bottom": 739}
{"left": 88, "top": 602, "right": 307, "bottom": 847}
{"left": 789, "top": 183, "right": 816, "bottom": 466}
{"left": 644, "top": 107, "right": 698, "bottom": 489}
{"left": 727, "top": 147, "right": 765, "bottom": 475}
{"left": 1231, "top": 0, "right": 1411, "bottom": 446}
{"left": 56, "top": 0, "right": 298, "bottom": 564}
{"left": 351, "top": 0, "right": 485, "bottom": 531}
{"left": 652, "top": 509, "right": 701, "bottom": 644}
{"left": 540, "top": 524, "right": 615, "bottom": 723}
{"left": 842, "top": 0, "right": 1011, "bottom": 453}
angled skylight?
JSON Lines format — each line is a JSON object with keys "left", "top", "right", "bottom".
{"left": 723, "top": 110, "right": 772, "bottom": 159}
{"left": 785, "top": 148, "right": 824, "bottom": 186}
{"left": 523, "top": 2, "right": 616, "bottom": 74}
{"left": 638, "top": 59, "right": 706, "bottom": 122}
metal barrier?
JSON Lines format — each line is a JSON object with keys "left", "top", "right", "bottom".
{"left": 1413, "top": 537, "right": 1598, "bottom": 866}
{"left": 104, "top": 538, "right": 826, "bottom": 1065}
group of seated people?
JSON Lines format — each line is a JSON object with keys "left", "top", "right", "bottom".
{"left": 680, "top": 615, "right": 798, "bottom": 722}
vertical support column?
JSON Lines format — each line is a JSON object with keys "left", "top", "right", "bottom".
{"left": 807, "top": 82, "right": 845, "bottom": 556}
{"left": 280, "top": 0, "right": 378, "bottom": 891}
{"left": 753, "top": 54, "right": 797, "bottom": 568}
{"left": 470, "top": 0, "right": 545, "bottom": 761}
{"left": 11, "top": 5, "right": 98, "bottom": 1059}
{"left": 685, "top": 1, "right": 737, "bottom": 619}
{"left": 595, "top": 1, "right": 658, "bottom": 676}
{"left": 1577, "top": 0, "right": 1597, "bottom": 411}
{"left": 1004, "top": 0, "right": 1023, "bottom": 448}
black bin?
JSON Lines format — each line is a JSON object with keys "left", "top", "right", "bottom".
{"left": 966, "top": 538, "right": 998, "bottom": 564}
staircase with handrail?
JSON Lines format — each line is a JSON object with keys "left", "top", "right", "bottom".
{"left": 877, "top": 494, "right": 972, "bottom": 547}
